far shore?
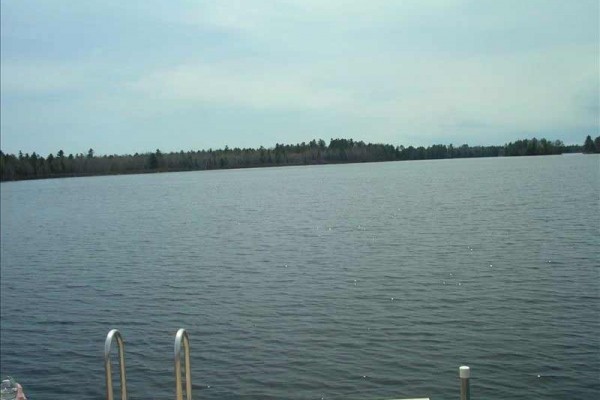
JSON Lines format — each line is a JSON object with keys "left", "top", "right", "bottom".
{"left": 2, "top": 136, "right": 597, "bottom": 182}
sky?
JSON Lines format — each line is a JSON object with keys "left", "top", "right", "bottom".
{"left": 1, "top": 0, "right": 598, "bottom": 156}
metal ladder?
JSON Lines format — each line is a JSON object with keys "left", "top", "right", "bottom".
{"left": 104, "top": 328, "right": 192, "bottom": 400}
{"left": 104, "top": 329, "right": 471, "bottom": 400}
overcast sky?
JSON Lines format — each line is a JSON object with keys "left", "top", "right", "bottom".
{"left": 1, "top": 0, "right": 598, "bottom": 155}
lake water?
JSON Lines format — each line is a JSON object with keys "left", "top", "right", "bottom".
{"left": 1, "top": 155, "right": 599, "bottom": 399}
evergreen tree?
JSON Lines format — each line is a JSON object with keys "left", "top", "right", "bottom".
{"left": 148, "top": 153, "right": 158, "bottom": 169}
{"left": 583, "top": 135, "right": 595, "bottom": 153}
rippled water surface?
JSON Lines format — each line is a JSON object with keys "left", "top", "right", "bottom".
{"left": 1, "top": 155, "right": 599, "bottom": 399}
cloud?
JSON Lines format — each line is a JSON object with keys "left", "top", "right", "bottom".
{"left": 1, "top": 0, "right": 597, "bottom": 154}
{"left": 128, "top": 41, "right": 597, "bottom": 143}
{"left": 0, "top": 62, "right": 89, "bottom": 95}
{"left": 175, "top": 0, "right": 460, "bottom": 31}
{"left": 129, "top": 60, "right": 355, "bottom": 110}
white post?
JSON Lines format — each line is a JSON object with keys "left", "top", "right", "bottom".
{"left": 459, "top": 366, "right": 470, "bottom": 400}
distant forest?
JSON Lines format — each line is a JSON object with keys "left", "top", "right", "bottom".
{"left": 1, "top": 135, "right": 598, "bottom": 181}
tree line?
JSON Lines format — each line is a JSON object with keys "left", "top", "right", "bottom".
{"left": 1, "top": 135, "right": 597, "bottom": 181}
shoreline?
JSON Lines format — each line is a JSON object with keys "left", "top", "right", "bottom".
{"left": 1, "top": 152, "right": 593, "bottom": 183}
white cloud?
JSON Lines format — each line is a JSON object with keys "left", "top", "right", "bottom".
{"left": 129, "top": 60, "right": 355, "bottom": 110}
{"left": 1, "top": 0, "right": 597, "bottom": 153}
{"left": 174, "top": 0, "right": 464, "bottom": 34}
{"left": 128, "top": 42, "right": 597, "bottom": 142}
{"left": 0, "top": 62, "right": 89, "bottom": 94}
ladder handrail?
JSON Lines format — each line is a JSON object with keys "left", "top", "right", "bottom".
{"left": 104, "top": 329, "right": 128, "bottom": 400}
{"left": 174, "top": 328, "right": 192, "bottom": 400}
